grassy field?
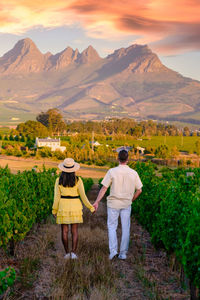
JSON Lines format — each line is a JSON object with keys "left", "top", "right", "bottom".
{"left": 0, "top": 127, "right": 10, "bottom": 134}
{"left": 0, "top": 104, "right": 36, "bottom": 126}
{"left": 137, "top": 135, "right": 200, "bottom": 152}
{"left": 93, "top": 135, "right": 200, "bottom": 153}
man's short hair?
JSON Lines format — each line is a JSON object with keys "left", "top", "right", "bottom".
{"left": 118, "top": 150, "right": 128, "bottom": 162}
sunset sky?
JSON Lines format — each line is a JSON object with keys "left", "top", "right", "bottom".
{"left": 0, "top": 0, "right": 200, "bottom": 80}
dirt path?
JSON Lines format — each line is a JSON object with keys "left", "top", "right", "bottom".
{"left": 88, "top": 185, "right": 189, "bottom": 300}
{"left": 10, "top": 184, "right": 190, "bottom": 300}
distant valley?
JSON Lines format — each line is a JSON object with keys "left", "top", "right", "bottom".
{"left": 0, "top": 38, "right": 200, "bottom": 126}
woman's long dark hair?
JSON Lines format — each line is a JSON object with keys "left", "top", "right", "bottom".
{"left": 59, "top": 171, "right": 78, "bottom": 187}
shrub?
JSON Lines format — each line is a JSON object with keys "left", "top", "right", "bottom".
{"left": 38, "top": 147, "right": 52, "bottom": 158}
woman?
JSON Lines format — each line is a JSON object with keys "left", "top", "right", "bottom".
{"left": 52, "top": 158, "right": 95, "bottom": 259}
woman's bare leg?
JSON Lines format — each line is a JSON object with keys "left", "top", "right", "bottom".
{"left": 71, "top": 224, "right": 78, "bottom": 253}
{"left": 61, "top": 224, "right": 69, "bottom": 253}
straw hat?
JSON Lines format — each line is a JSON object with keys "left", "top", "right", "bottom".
{"left": 58, "top": 158, "right": 80, "bottom": 173}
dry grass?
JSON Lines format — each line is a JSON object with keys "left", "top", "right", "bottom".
{"left": 49, "top": 226, "right": 117, "bottom": 299}
{"left": 0, "top": 155, "right": 107, "bottom": 178}
{"left": 4, "top": 217, "right": 58, "bottom": 299}
{"left": 127, "top": 220, "right": 190, "bottom": 300}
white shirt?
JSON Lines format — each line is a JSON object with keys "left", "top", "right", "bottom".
{"left": 101, "top": 164, "right": 143, "bottom": 209}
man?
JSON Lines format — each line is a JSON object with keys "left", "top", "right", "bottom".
{"left": 93, "top": 150, "right": 142, "bottom": 260}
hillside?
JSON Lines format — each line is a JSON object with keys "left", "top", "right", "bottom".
{"left": 0, "top": 38, "right": 200, "bottom": 125}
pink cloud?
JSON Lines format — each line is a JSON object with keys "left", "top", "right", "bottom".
{"left": 0, "top": 0, "right": 200, "bottom": 54}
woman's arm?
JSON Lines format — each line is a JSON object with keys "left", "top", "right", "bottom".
{"left": 77, "top": 178, "right": 95, "bottom": 212}
{"left": 52, "top": 178, "right": 61, "bottom": 215}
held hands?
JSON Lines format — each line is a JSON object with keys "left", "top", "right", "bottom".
{"left": 92, "top": 185, "right": 107, "bottom": 213}
{"left": 93, "top": 201, "right": 99, "bottom": 212}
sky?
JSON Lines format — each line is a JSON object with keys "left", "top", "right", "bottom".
{"left": 0, "top": 0, "right": 200, "bottom": 80}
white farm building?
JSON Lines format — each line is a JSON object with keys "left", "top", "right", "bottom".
{"left": 35, "top": 137, "right": 66, "bottom": 152}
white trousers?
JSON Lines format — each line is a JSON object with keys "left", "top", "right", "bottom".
{"left": 107, "top": 205, "right": 131, "bottom": 256}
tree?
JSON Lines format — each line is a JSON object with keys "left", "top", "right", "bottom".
{"left": 170, "top": 146, "right": 179, "bottom": 158}
{"left": 25, "top": 139, "right": 35, "bottom": 149}
{"left": 36, "top": 108, "right": 66, "bottom": 135}
{"left": 127, "top": 126, "right": 142, "bottom": 138}
{"left": 17, "top": 120, "right": 49, "bottom": 138}
{"left": 155, "top": 145, "right": 170, "bottom": 159}
{"left": 183, "top": 127, "right": 190, "bottom": 136}
{"left": 38, "top": 147, "right": 52, "bottom": 158}
{"left": 14, "top": 135, "right": 19, "bottom": 141}
{"left": 9, "top": 135, "right": 14, "bottom": 141}
{"left": 20, "top": 135, "right": 25, "bottom": 142}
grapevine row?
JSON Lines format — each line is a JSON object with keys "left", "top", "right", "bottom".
{"left": 131, "top": 162, "right": 200, "bottom": 298}
{"left": 0, "top": 166, "right": 93, "bottom": 251}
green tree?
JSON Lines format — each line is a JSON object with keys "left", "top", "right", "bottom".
{"left": 20, "top": 135, "right": 25, "bottom": 142}
{"left": 38, "top": 147, "right": 52, "bottom": 158}
{"left": 127, "top": 126, "right": 142, "bottom": 138}
{"left": 155, "top": 145, "right": 170, "bottom": 159}
{"left": 14, "top": 135, "right": 19, "bottom": 141}
{"left": 9, "top": 135, "right": 14, "bottom": 141}
{"left": 17, "top": 120, "right": 49, "bottom": 138}
{"left": 53, "top": 150, "right": 65, "bottom": 160}
{"left": 36, "top": 108, "right": 66, "bottom": 135}
{"left": 25, "top": 139, "right": 35, "bottom": 149}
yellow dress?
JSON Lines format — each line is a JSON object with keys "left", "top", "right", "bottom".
{"left": 52, "top": 177, "right": 94, "bottom": 224}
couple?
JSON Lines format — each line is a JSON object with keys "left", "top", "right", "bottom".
{"left": 52, "top": 150, "right": 142, "bottom": 260}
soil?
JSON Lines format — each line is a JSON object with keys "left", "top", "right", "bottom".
{"left": 0, "top": 155, "right": 107, "bottom": 178}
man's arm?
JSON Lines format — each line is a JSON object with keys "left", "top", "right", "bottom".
{"left": 132, "top": 188, "right": 142, "bottom": 202}
{"left": 93, "top": 185, "right": 108, "bottom": 211}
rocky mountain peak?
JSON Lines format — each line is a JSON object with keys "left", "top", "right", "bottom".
{"left": 44, "top": 51, "right": 52, "bottom": 58}
{"left": 48, "top": 46, "right": 80, "bottom": 69}
{"left": 17, "top": 38, "right": 38, "bottom": 50}
{"left": 78, "top": 45, "right": 101, "bottom": 63}
{"left": 0, "top": 39, "right": 167, "bottom": 74}
{"left": 105, "top": 43, "right": 167, "bottom": 73}
{"left": 4, "top": 38, "right": 42, "bottom": 59}
{"left": 61, "top": 46, "right": 79, "bottom": 61}
{"left": 107, "top": 44, "right": 152, "bottom": 60}
{"left": 0, "top": 38, "right": 45, "bottom": 73}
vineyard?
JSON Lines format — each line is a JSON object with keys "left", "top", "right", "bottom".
{"left": 131, "top": 162, "right": 200, "bottom": 299}
{"left": 0, "top": 163, "right": 200, "bottom": 298}
{"left": 0, "top": 166, "right": 93, "bottom": 296}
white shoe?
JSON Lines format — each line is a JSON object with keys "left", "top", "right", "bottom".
{"left": 64, "top": 253, "right": 70, "bottom": 259}
{"left": 118, "top": 253, "right": 126, "bottom": 260}
{"left": 71, "top": 252, "right": 78, "bottom": 259}
{"left": 109, "top": 252, "right": 118, "bottom": 260}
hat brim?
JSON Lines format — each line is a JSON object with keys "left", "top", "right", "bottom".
{"left": 58, "top": 162, "right": 80, "bottom": 173}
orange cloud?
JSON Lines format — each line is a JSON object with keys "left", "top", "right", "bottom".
{"left": 0, "top": 0, "right": 200, "bottom": 54}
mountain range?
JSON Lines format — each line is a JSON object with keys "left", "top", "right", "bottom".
{"left": 0, "top": 38, "right": 200, "bottom": 125}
